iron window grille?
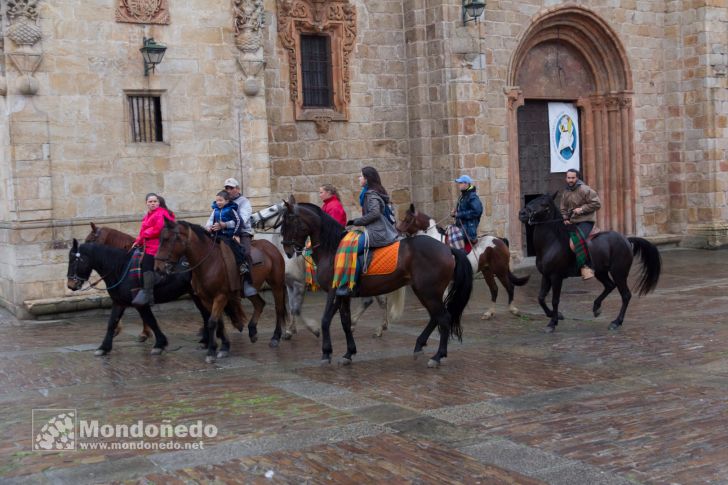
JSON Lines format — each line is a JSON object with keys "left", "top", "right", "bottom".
{"left": 128, "top": 95, "right": 163, "bottom": 142}
{"left": 300, "top": 34, "right": 333, "bottom": 108}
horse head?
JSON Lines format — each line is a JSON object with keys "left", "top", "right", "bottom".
{"left": 280, "top": 196, "right": 307, "bottom": 258}
{"left": 397, "top": 203, "right": 423, "bottom": 235}
{"left": 84, "top": 222, "right": 101, "bottom": 244}
{"left": 67, "top": 239, "right": 92, "bottom": 291}
{"left": 251, "top": 201, "right": 286, "bottom": 230}
{"left": 155, "top": 218, "right": 187, "bottom": 273}
{"left": 519, "top": 192, "right": 560, "bottom": 225}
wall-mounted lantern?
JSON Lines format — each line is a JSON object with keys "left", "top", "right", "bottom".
{"left": 140, "top": 37, "right": 167, "bottom": 76}
{"left": 462, "top": 0, "right": 486, "bottom": 25}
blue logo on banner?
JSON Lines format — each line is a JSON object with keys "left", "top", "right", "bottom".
{"left": 554, "top": 114, "right": 577, "bottom": 161}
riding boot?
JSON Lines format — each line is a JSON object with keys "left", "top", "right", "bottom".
{"left": 242, "top": 272, "right": 257, "bottom": 297}
{"left": 580, "top": 266, "right": 595, "bottom": 280}
{"left": 132, "top": 271, "right": 156, "bottom": 306}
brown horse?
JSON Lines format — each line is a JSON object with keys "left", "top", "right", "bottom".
{"left": 155, "top": 219, "right": 288, "bottom": 363}
{"left": 281, "top": 197, "right": 473, "bottom": 368}
{"left": 396, "top": 204, "right": 529, "bottom": 320}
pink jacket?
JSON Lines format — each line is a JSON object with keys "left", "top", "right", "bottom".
{"left": 322, "top": 195, "right": 347, "bottom": 227}
{"left": 134, "top": 207, "right": 175, "bottom": 256}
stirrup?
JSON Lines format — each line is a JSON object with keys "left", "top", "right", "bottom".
{"left": 335, "top": 286, "right": 353, "bottom": 297}
{"left": 239, "top": 262, "right": 249, "bottom": 274}
{"left": 243, "top": 280, "right": 257, "bottom": 297}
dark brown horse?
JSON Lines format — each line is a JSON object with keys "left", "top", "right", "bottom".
{"left": 519, "top": 193, "right": 661, "bottom": 332}
{"left": 85, "top": 222, "right": 150, "bottom": 341}
{"left": 280, "top": 197, "right": 473, "bottom": 368}
{"left": 155, "top": 219, "right": 288, "bottom": 363}
{"left": 397, "top": 204, "right": 529, "bottom": 320}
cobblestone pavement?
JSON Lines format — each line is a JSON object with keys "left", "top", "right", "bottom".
{"left": 1, "top": 247, "right": 727, "bottom": 484}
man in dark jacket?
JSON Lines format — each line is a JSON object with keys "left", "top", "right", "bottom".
{"left": 451, "top": 175, "right": 483, "bottom": 252}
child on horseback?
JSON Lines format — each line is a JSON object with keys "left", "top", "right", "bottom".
{"left": 205, "top": 190, "right": 256, "bottom": 296}
{"left": 131, "top": 193, "right": 176, "bottom": 307}
{"left": 336, "top": 167, "right": 398, "bottom": 296}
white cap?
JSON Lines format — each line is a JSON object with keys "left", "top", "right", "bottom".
{"left": 224, "top": 178, "right": 240, "bottom": 188}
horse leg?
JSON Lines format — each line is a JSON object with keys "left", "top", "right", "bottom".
{"left": 216, "top": 320, "right": 230, "bottom": 359}
{"left": 412, "top": 289, "right": 451, "bottom": 367}
{"left": 136, "top": 306, "right": 168, "bottom": 354}
{"left": 338, "top": 296, "right": 357, "bottom": 365}
{"left": 545, "top": 277, "right": 564, "bottom": 333}
{"left": 246, "top": 294, "right": 265, "bottom": 344}
{"left": 284, "top": 280, "right": 300, "bottom": 339}
{"left": 320, "top": 292, "right": 340, "bottom": 364}
{"left": 192, "top": 296, "right": 211, "bottom": 347}
{"left": 95, "top": 304, "right": 126, "bottom": 356}
{"left": 138, "top": 323, "right": 153, "bottom": 343}
{"left": 495, "top": 269, "right": 519, "bottom": 317}
{"left": 481, "top": 269, "right": 498, "bottom": 320}
{"left": 376, "top": 295, "right": 389, "bottom": 333}
{"left": 537, "top": 276, "right": 553, "bottom": 317}
{"left": 592, "top": 271, "right": 616, "bottom": 318}
{"left": 609, "top": 275, "right": 632, "bottom": 330}
{"left": 204, "top": 296, "right": 228, "bottom": 364}
{"left": 270, "top": 286, "right": 288, "bottom": 347}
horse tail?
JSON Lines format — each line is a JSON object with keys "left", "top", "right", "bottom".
{"left": 445, "top": 248, "right": 473, "bottom": 342}
{"left": 386, "top": 287, "right": 406, "bottom": 323}
{"left": 508, "top": 271, "right": 530, "bottom": 286}
{"left": 628, "top": 237, "right": 662, "bottom": 296}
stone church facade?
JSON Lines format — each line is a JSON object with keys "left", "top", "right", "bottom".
{"left": 0, "top": 0, "right": 726, "bottom": 317}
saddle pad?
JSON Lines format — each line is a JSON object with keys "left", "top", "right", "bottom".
{"left": 365, "top": 241, "right": 400, "bottom": 276}
{"left": 332, "top": 231, "right": 361, "bottom": 291}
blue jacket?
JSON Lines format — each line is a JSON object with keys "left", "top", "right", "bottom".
{"left": 207, "top": 201, "right": 240, "bottom": 238}
{"left": 455, "top": 186, "right": 483, "bottom": 241}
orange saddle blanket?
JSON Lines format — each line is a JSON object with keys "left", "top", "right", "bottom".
{"left": 365, "top": 241, "right": 400, "bottom": 276}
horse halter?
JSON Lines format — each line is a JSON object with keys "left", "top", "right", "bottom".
{"left": 67, "top": 251, "right": 88, "bottom": 284}
{"left": 155, "top": 224, "right": 187, "bottom": 270}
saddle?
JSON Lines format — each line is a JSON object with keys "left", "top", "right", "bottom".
{"left": 364, "top": 241, "right": 400, "bottom": 276}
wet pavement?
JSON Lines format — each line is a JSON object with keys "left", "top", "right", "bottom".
{"left": 1, "top": 247, "right": 727, "bottom": 484}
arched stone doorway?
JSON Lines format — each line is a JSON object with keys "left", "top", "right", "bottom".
{"left": 506, "top": 5, "right": 635, "bottom": 255}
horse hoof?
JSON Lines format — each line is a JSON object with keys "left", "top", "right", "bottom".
{"left": 339, "top": 357, "right": 352, "bottom": 366}
{"left": 249, "top": 335, "right": 258, "bottom": 344}
{"left": 94, "top": 349, "right": 108, "bottom": 357}
{"left": 608, "top": 322, "right": 621, "bottom": 331}
{"left": 216, "top": 350, "right": 229, "bottom": 359}
{"left": 269, "top": 339, "right": 279, "bottom": 348}
{"left": 150, "top": 348, "right": 164, "bottom": 355}
{"left": 594, "top": 308, "right": 602, "bottom": 318}
{"left": 481, "top": 311, "right": 494, "bottom": 320}
{"left": 313, "top": 330, "right": 321, "bottom": 338}
{"left": 509, "top": 307, "right": 521, "bottom": 316}
{"left": 321, "top": 357, "right": 332, "bottom": 365}
{"left": 372, "top": 331, "right": 382, "bottom": 338}
{"left": 205, "top": 356, "right": 216, "bottom": 364}
{"left": 137, "top": 335, "right": 149, "bottom": 343}
{"left": 558, "top": 312, "right": 564, "bottom": 320}
{"left": 427, "top": 359, "right": 440, "bottom": 368}
{"left": 283, "top": 331, "right": 293, "bottom": 341}
{"left": 413, "top": 350, "right": 423, "bottom": 360}
{"left": 543, "top": 326, "right": 556, "bottom": 334}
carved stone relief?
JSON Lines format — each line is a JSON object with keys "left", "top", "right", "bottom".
{"left": 233, "top": 0, "right": 265, "bottom": 53}
{"left": 7, "top": 0, "right": 42, "bottom": 46}
{"left": 276, "top": 0, "right": 356, "bottom": 122}
{"left": 116, "top": 0, "right": 170, "bottom": 25}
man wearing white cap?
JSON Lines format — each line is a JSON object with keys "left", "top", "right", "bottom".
{"left": 451, "top": 175, "right": 483, "bottom": 253}
{"left": 208, "top": 177, "right": 256, "bottom": 296}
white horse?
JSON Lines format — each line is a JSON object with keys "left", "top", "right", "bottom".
{"left": 251, "top": 202, "right": 404, "bottom": 338}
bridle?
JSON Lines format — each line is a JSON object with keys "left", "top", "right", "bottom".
{"left": 524, "top": 207, "right": 565, "bottom": 226}
{"left": 67, "top": 249, "right": 132, "bottom": 291}
{"left": 154, "top": 223, "right": 219, "bottom": 274}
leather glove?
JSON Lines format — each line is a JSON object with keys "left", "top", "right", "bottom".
{"left": 346, "top": 220, "right": 355, "bottom": 226}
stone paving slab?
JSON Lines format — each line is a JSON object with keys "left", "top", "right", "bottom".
{"left": 1, "top": 248, "right": 727, "bottom": 484}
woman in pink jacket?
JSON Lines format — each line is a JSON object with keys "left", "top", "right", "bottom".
{"left": 131, "top": 193, "right": 175, "bottom": 306}
{"left": 319, "top": 184, "right": 347, "bottom": 227}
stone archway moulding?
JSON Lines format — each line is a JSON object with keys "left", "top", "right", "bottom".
{"left": 505, "top": 5, "right": 636, "bottom": 254}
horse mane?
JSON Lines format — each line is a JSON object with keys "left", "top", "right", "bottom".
{"left": 297, "top": 203, "right": 344, "bottom": 253}
{"left": 535, "top": 194, "right": 570, "bottom": 240}
{"left": 82, "top": 242, "right": 131, "bottom": 274}
{"left": 177, "top": 221, "right": 217, "bottom": 242}
{"left": 99, "top": 227, "right": 135, "bottom": 250}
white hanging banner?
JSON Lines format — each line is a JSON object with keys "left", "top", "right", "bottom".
{"left": 548, "top": 102, "right": 580, "bottom": 173}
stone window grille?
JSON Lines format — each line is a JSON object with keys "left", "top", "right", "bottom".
{"left": 128, "top": 95, "right": 163, "bottom": 142}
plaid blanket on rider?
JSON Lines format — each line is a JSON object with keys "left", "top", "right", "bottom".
{"left": 570, "top": 226, "right": 590, "bottom": 268}
{"left": 446, "top": 224, "right": 465, "bottom": 250}
{"left": 128, "top": 249, "right": 144, "bottom": 289}
{"left": 303, "top": 238, "right": 319, "bottom": 292}
{"left": 331, "top": 230, "right": 362, "bottom": 292}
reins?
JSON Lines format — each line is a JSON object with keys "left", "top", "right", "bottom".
{"left": 156, "top": 225, "right": 220, "bottom": 274}
{"left": 68, "top": 250, "right": 135, "bottom": 292}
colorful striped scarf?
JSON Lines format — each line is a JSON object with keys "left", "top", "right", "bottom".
{"left": 303, "top": 238, "right": 319, "bottom": 291}
{"left": 331, "top": 231, "right": 362, "bottom": 291}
